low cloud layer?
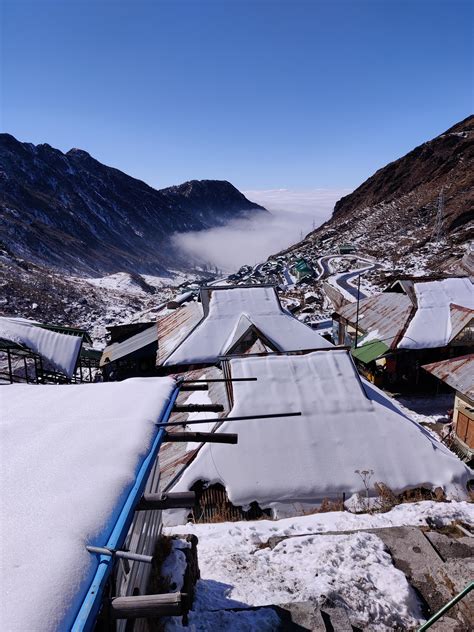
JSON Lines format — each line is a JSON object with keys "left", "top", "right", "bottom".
{"left": 173, "top": 188, "right": 351, "bottom": 273}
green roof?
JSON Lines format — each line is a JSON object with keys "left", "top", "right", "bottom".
{"left": 351, "top": 340, "right": 390, "bottom": 364}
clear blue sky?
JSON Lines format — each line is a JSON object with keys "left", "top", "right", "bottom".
{"left": 1, "top": 0, "right": 472, "bottom": 190}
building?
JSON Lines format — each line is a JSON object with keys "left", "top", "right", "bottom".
{"left": 339, "top": 243, "right": 357, "bottom": 254}
{"left": 333, "top": 277, "right": 474, "bottom": 387}
{"left": 156, "top": 285, "right": 332, "bottom": 372}
{"left": 0, "top": 317, "right": 99, "bottom": 384}
{"left": 423, "top": 354, "right": 474, "bottom": 464}
{"left": 164, "top": 350, "right": 472, "bottom": 525}
{"left": 100, "top": 321, "right": 159, "bottom": 381}
{"left": 292, "top": 258, "right": 314, "bottom": 282}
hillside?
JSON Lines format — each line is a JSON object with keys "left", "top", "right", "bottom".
{"left": 0, "top": 134, "right": 266, "bottom": 275}
{"left": 278, "top": 115, "right": 474, "bottom": 281}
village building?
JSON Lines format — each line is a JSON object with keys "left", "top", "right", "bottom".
{"left": 339, "top": 242, "right": 357, "bottom": 254}
{"left": 155, "top": 285, "right": 332, "bottom": 373}
{"left": 332, "top": 277, "right": 474, "bottom": 387}
{"left": 423, "top": 353, "right": 474, "bottom": 464}
{"left": 163, "top": 350, "right": 472, "bottom": 525}
{"left": 0, "top": 316, "right": 99, "bottom": 384}
{"left": 291, "top": 257, "right": 314, "bottom": 282}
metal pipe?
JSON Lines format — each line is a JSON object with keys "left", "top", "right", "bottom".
{"left": 179, "top": 377, "right": 258, "bottom": 383}
{"left": 156, "top": 411, "right": 302, "bottom": 427}
{"left": 417, "top": 581, "right": 473, "bottom": 631}
{"left": 354, "top": 273, "right": 361, "bottom": 349}
{"left": 86, "top": 545, "right": 153, "bottom": 564}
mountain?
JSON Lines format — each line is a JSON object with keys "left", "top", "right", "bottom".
{"left": 278, "top": 115, "right": 474, "bottom": 279}
{"left": 0, "top": 134, "right": 266, "bottom": 275}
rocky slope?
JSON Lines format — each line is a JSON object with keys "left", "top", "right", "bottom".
{"left": 0, "top": 134, "right": 265, "bottom": 275}
{"left": 277, "top": 115, "right": 474, "bottom": 282}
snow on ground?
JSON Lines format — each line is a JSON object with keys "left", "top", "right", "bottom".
{"left": 393, "top": 393, "right": 454, "bottom": 425}
{"left": 0, "top": 378, "right": 176, "bottom": 632}
{"left": 165, "top": 501, "right": 473, "bottom": 631}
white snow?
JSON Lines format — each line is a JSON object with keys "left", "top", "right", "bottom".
{"left": 0, "top": 377, "right": 176, "bottom": 632}
{"left": 164, "top": 287, "right": 331, "bottom": 365}
{"left": 165, "top": 501, "right": 473, "bottom": 631}
{"left": 161, "top": 539, "right": 190, "bottom": 592}
{"left": 398, "top": 277, "right": 474, "bottom": 349}
{"left": 0, "top": 317, "right": 83, "bottom": 377}
{"left": 167, "top": 352, "right": 471, "bottom": 517}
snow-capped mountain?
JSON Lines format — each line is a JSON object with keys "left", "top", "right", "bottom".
{"left": 0, "top": 134, "right": 266, "bottom": 275}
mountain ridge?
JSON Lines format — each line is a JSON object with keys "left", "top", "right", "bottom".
{"left": 0, "top": 133, "right": 266, "bottom": 275}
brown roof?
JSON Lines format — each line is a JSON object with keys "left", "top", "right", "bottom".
{"left": 449, "top": 304, "right": 474, "bottom": 342}
{"left": 422, "top": 354, "right": 474, "bottom": 399}
{"left": 337, "top": 293, "right": 413, "bottom": 349}
{"left": 156, "top": 302, "right": 203, "bottom": 366}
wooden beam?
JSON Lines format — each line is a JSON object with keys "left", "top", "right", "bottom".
{"left": 164, "top": 431, "right": 238, "bottom": 444}
{"left": 180, "top": 383, "right": 208, "bottom": 392}
{"left": 173, "top": 403, "right": 224, "bottom": 413}
{"left": 109, "top": 593, "right": 185, "bottom": 619}
{"left": 157, "top": 411, "right": 301, "bottom": 427}
{"left": 136, "top": 491, "right": 196, "bottom": 511}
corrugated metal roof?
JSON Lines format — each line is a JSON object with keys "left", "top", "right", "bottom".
{"left": 449, "top": 304, "right": 474, "bottom": 342}
{"left": 156, "top": 302, "right": 203, "bottom": 365}
{"left": 158, "top": 366, "right": 229, "bottom": 492}
{"left": 100, "top": 324, "right": 158, "bottom": 366}
{"left": 337, "top": 293, "right": 413, "bottom": 349}
{"left": 422, "top": 354, "right": 474, "bottom": 399}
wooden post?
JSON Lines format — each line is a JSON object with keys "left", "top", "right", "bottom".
{"left": 164, "top": 432, "right": 238, "bottom": 444}
{"left": 173, "top": 403, "right": 224, "bottom": 413}
{"left": 109, "top": 593, "right": 185, "bottom": 619}
{"left": 136, "top": 492, "right": 196, "bottom": 511}
{"left": 7, "top": 348, "right": 13, "bottom": 384}
{"left": 180, "top": 383, "right": 208, "bottom": 392}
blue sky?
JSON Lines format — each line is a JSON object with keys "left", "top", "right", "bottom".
{"left": 1, "top": 0, "right": 472, "bottom": 191}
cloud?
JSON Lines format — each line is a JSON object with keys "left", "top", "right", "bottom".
{"left": 172, "top": 188, "right": 351, "bottom": 273}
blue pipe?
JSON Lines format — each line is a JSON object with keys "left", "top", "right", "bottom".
{"left": 71, "top": 386, "right": 179, "bottom": 632}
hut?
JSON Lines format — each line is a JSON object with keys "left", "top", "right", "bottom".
{"left": 0, "top": 317, "right": 99, "bottom": 384}
{"left": 156, "top": 285, "right": 332, "bottom": 373}
{"left": 333, "top": 277, "right": 474, "bottom": 388}
{"left": 163, "top": 350, "right": 472, "bottom": 525}
{"left": 423, "top": 354, "right": 474, "bottom": 464}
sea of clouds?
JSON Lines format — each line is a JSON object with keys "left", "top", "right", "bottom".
{"left": 173, "top": 188, "right": 351, "bottom": 273}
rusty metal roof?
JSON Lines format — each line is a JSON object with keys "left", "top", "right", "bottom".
{"left": 422, "top": 354, "right": 474, "bottom": 399}
{"left": 337, "top": 293, "right": 413, "bottom": 349}
{"left": 158, "top": 366, "right": 229, "bottom": 492}
{"left": 449, "top": 304, "right": 474, "bottom": 342}
{"left": 156, "top": 302, "right": 203, "bottom": 365}
{"left": 100, "top": 324, "right": 158, "bottom": 366}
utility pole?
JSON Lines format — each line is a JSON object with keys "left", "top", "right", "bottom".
{"left": 432, "top": 188, "right": 445, "bottom": 243}
{"left": 354, "top": 274, "right": 361, "bottom": 348}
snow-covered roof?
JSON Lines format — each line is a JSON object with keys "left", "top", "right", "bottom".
{"left": 0, "top": 317, "right": 83, "bottom": 377}
{"left": 1, "top": 378, "right": 176, "bottom": 631}
{"left": 398, "top": 278, "right": 474, "bottom": 349}
{"left": 163, "top": 287, "right": 331, "bottom": 366}
{"left": 168, "top": 351, "right": 471, "bottom": 516}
